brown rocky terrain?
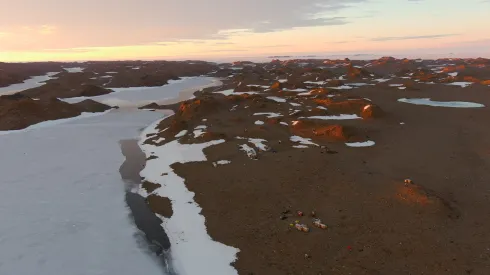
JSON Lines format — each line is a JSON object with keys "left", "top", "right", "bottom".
{"left": 0, "top": 94, "right": 112, "bottom": 130}
{"left": 138, "top": 57, "right": 490, "bottom": 275}
{"left": 0, "top": 62, "right": 65, "bottom": 87}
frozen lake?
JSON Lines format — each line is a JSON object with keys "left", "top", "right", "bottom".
{"left": 62, "top": 77, "right": 222, "bottom": 108}
{"left": 0, "top": 72, "right": 59, "bottom": 96}
{"left": 0, "top": 109, "right": 168, "bottom": 275}
{"left": 0, "top": 76, "right": 223, "bottom": 275}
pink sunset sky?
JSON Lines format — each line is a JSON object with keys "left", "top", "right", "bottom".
{"left": 1, "top": 0, "right": 489, "bottom": 62}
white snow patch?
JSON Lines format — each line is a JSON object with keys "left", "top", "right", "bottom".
{"left": 300, "top": 114, "right": 361, "bottom": 120}
{"left": 139, "top": 121, "right": 239, "bottom": 274}
{"left": 248, "top": 138, "right": 269, "bottom": 151}
{"left": 63, "top": 67, "right": 84, "bottom": 73}
{"left": 280, "top": 122, "right": 288, "bottom": 126}
{"left": 304, "top": 81, "right": 325, "bottom": 85}
{"left": 374, "top": 78, "right": 391, "bottom": 83}
{"left": 253, "top": 112, "right": 282, "bottom": 118}
{"left": 348, "top": 83, "right": 374, "bottom": 87}
{"left": 278, "top": 79, "right": 288, "bottom": 83}
{"left": 289, "top": 102, "right": 302, "bottom": 107}
{"left": 212, "top": 160, "right": 231, "bottom": 167}
{"left": 290, "top": 136, "right": 318, "bottom": 147}
{"left": 239, "top": 144, "right": 257, "bottom": 159}
{"left": 175, "top": 130, "right": 188, "bottom": 138}
{"left": 292, "top": 145, "right": 309, "bottom": 149}
{"left": 193, "top": 129, "right": 205, "bottom": 138}
{"left": 345, "top": 140, "right": 375, "bottom": 147}
{"left": 329, "top": 85, "right": 353, "bottom": 90}
{"left": 448, "top": 72, "right": 458, "bottom": 77}
{"left": 266, "top": 96, "right": 286, "bottom": 103}
{"left": 254, "top": 120, "right": 265, "bottom": 125}
{"left": 389, "top": 84, "right": 403, "bottom": 87}
{"left": 446, "top": 82, "right": 473, "bottom": 88}
{"left": 398, "top": 87, "right": 407, "bottom": 90}
{"left": 247, "top": 84, "right": 269, "bottom": 88}
{"left": 398, "top": 98, "right": 484, "bottom": 108}
{"left": 283, "top": 88, "right": 308, "bottom": 92}
{"left": 214, "top": 89, "right": 258, "bottom": 96}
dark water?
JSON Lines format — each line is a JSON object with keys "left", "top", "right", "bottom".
{"left": 119, "top": 139, "right": 176, "bottom": 275}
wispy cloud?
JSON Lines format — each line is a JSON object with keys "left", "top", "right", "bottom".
{"left": 0, "top": 0, "right": 368, "bottom": 50}
{"left": 370, "top": 34, "right": 458, "bottom": 41}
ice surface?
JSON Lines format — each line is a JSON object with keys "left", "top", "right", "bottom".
{"left": 398, "top": 98, "right": 485, "bottom": 108}
{"left": 0, "top": 72, "right": 59, "bottom": 96}
{"left": 266, "top": 96, "right": 287, "bottom": 102}
{"left": 139, "top": 121, "right": 239, "bottom": 274}
{"left": 345, "top": 141, "right": 375, "bottom": 147}
{"left": 62, "top": 77, "right": 220, "bottom": 107}
{"left": 0, "top": 110, "right": 167, "bottom": 275}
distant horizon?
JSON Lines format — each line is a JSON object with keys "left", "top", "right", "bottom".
{"left": 3, "top": 51, "right": 490, "bottom": 64}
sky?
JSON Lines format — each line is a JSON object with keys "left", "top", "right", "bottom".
{"left": 1, "top": 0, "right": 490, "bottom": 62}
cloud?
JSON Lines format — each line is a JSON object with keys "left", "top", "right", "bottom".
{"left": 0, "top": 0, "right": 367, "bottom": 50}
{"left": 40, "top": 48, "right": 93, "bottom": 53}
{"left": 370, "top": 34, "right": 458, "bottom": 41}
{"left": 213, "top": 42, "right": 236, "bottom": 45}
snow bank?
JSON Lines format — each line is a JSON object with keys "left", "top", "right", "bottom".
{"left": 138, "top": 119, "right": 239, "bottom": 275}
